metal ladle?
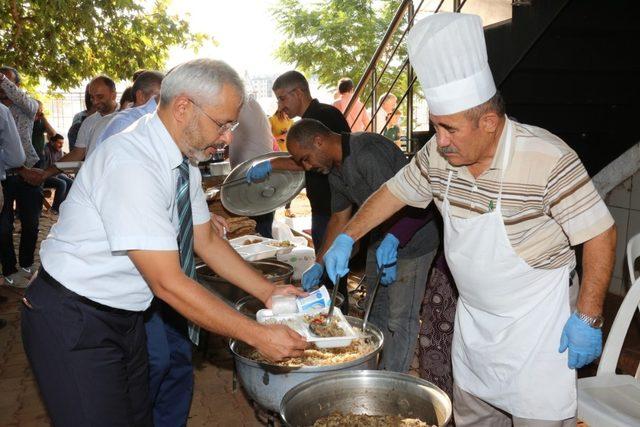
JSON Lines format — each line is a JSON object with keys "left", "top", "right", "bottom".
{"left": 362, "top": 262, "right": 396, "bottom": 332}
{"left": 308, "top": 274, "right": 341, "bottom": 337}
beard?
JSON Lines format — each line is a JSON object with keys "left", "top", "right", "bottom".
{"left": 183, "top": 116, "right": 216, "bottom": 163}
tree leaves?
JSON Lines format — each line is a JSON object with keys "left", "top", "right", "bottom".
{"left": 0, "top": 0, "right": 210, "bottom": 90}
{"left": 271, "top": 0, "right": 407, "bottom": 96}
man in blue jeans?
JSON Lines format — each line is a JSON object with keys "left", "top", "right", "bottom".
{"left": 0, "top": 66, "right": 43, "bottom": 287}
{"left": 282, "top": 118, "right": 440, "bottom": 372}
{"left": 42, "top": 135, "right": 73, "bottom": 214}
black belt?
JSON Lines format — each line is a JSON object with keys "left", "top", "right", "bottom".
{"left": 5, "top": 168, "right": 21, "bottom": 177}
{"left": 38, "top": 268, "right": 141, "bottom": 315}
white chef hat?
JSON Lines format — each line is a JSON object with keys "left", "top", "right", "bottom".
{"left": 407, "top": 12, "right": 496, "bottom": 116}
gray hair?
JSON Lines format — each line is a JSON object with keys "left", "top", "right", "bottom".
{"left": 378, "top": 92, "right": 396, "bottom": 106}
{"left": 272, "top": 70, "right": 311, "bottom": 97}
{"left": 132, "top": 70, "right": 164, "bottom": 98}
{"left": 160, "top": 59, "right": 245, "bottom": 107}
{"left": 286, "top": 118, "right": 333, "bottom": 150}
{"left": 463, "top": 91, "right": 506, "bottom": 126}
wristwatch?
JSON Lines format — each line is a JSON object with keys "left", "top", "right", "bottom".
{"left": 575, "top": 311, "right": 605, "bottom": 329}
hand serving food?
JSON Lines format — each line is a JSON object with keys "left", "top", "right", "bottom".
{"left": 265, "top": 284, "right": 307, "bottom": 309}
{"left": 255, "top": 324, "right": 308, "bottom": 362}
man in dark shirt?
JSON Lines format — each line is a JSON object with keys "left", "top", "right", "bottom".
{"left": 246, "top": 71, "right": 350, "bottom": 250}
{"left": 284, "top": 118, "right": 440, "bottom": 372}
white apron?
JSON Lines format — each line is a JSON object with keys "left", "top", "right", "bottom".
{"left": 443, "top": 122, "right": 576, "bottom": 420}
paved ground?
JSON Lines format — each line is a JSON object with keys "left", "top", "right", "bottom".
{"left": 2, "top": 195, "right": 624, "bottom": 426}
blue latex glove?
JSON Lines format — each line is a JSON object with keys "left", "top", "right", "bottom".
{"left": 301, "top": 263, "right": 324, "bottom": 291}
{"left": 376, "top": 234, "right": 399, "bottom": 286}
{"left": 323, "top": 233, "right": 354, "bottom": 285}
{"left": 558, "top": 313, "right": 603, "bottom": 369}
{"left": 245, "top": 160, "right": 272, "bottom": 183}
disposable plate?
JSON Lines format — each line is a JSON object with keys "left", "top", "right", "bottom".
{"left": 256, "top": 307, "right": 357, "bottom": 348}
{"left": 55, "top": 161, "right": 83, "bottom": 170}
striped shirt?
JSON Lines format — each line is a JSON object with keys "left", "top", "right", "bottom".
{"left": 386, "top": 119, "right": 614, "bottom": 269}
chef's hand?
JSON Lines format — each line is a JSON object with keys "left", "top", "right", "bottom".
{"left": 376, "top": 234, "right": 399, "bottom": 285}
{"left": 210, "top": 214, "right": 228, "bottom": 238}
{"left": 323, "top": 233, "right": 354, "bottom": 285}
{"left": 558, "top": 313, "right": 603, "bottom": 369}
{"left": 301, "top": 263, "right": 323, "bottom": 291}
{"left": 255, "top": 324, "right": 308, "bottom": 362}
{"left": 245, "top": 160, "right": 272, "bottom": 183}
{"left": 265, "top": 284, "right": 307, "bottom": 308}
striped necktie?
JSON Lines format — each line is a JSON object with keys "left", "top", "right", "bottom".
{"left": 176, "top": 157, "right": 200, "bottom": 344}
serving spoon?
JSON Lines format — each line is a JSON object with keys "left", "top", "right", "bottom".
{"left": 308, "top": 274, "right": 342, "bottom": 337}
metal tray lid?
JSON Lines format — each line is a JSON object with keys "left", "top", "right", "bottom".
{"left": 220, "top": 152, "right": 305, "bottom": 216}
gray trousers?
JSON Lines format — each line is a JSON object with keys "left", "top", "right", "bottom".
{"left": 365, "top": 247, "right": 436, "bottom": 372}
{"left": 453, "top": 384, "right": 576, "bottom": 427}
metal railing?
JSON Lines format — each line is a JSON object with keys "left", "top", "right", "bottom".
{"left": 344, "top": 0, "right": 469, "bottom": 152}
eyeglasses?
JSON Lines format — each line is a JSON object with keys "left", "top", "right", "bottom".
{"left": 276, "top": 88, "right": 298, "bottom": 103}
{"left": 188, "top": 99, "right": 239, "bottom": 135}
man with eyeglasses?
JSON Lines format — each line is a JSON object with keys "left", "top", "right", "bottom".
{"left": 22, "top": 59, "right": 308, "bottom": 427}
{"left": 248, "top": 71, "right": 350, "bottom": 249}
{"left": 247, "top": 72, "right": 351, "bottom": 301}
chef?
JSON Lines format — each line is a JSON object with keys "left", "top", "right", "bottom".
{"left": 322, "top": 13, "right": 616, "bottom": 426}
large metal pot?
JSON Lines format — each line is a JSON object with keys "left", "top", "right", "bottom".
{"left": 197, "top": 259, "right": 293, "bottom": 304}
{"left": 280, "top": 370, "right": 452, "bottom": 427}
{"left": 229, "top": 316, "right": 383, "bottom": 413}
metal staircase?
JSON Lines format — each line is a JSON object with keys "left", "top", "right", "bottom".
{"left": 347, "top": 0, "right": 639, "bottom": 175}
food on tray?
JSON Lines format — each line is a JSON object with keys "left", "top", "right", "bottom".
{"left": 312, "top": 412, "right": 432, "bottom": 427}
{"left": 243, "top": 238, "right": 263, "bottom": 245}
{"left": 242, "top": 329, "right": 374, "bottom": 367}
{"left": 225, "top": 217, "right": 257, "bottom": 239}
{"left": 304, "top": 313, "right": 345, "bottom": 337}
{"left": 269, "top": 240, "right": 294, "bottom": 247}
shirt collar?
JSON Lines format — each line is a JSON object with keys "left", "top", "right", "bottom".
{"left": 149, "top": 112, "right": 183, "bottom": 170}
{"left": 302, "top": 99, "right": 320, "bottom": 117}
{"left": 341, "top": 132, "right": 351, "bottom": 161}
{"left": 488, "top": 118, "right": 514, "bottom": 171}
{"left": 143, "top": 96, "right": 158, "bottom": 111}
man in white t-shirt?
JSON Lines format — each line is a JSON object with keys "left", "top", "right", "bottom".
{"left": 22, "top": 59, "right": 308, "bottom": 426}
{"left": 96, "top": 70, "right": 165, "bottom": 148}
{"left": 374, "top": 92, "right": 397, "bottom": 134}
{"left": 37, "top": 76, "right": 118, "bottom": 181}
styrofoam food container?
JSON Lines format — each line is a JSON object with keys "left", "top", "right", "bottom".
{"left": 229, "top": 234, "right": 275, "bottom": 248}
{"left": 256, "top": 307, "right": 357, "bottom": 348}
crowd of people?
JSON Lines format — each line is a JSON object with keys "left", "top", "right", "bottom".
{"left": 0, "top": 11, "right": 617, "bottom": 427}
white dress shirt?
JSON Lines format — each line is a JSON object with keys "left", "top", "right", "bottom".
{"left": 228, "top": 97, "right": 273, "bottom": 168}
{"left": 40, "top": 112, "right": 211, "bottom": 311}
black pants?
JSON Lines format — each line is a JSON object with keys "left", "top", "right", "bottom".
{"left": 0, "top": 175, "right": 43, "bottom": 276}
{"left": 22, "top": 270, "right": 152, "bottom": 427}
{"left": 251, "top": 211, "right": 275, "bottom": 238}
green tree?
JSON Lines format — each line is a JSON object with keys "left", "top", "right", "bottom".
{"left": 0, "top": 0, "right": 210, "bottom": 90}
{"left": 271, "top": 0, "right": 407, "bottom": 98}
